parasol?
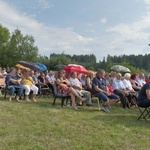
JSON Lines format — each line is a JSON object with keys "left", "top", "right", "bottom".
{"left": 18, "top": 61, "right": 41, "bottom": 71}
{"left": 63, "top": 64, "right": 88, "bottom": 74}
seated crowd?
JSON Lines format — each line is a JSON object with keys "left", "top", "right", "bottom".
{"left": 0, "top": 66, "right": 150, "bottom": 112}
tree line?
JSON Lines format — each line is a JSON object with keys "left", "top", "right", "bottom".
{"left": 0, "top": 24, "right": 149, "bottom": 73}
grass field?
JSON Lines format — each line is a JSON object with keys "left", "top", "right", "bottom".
{"left": 0, "top": 95, "right": 150, "bottom": 150}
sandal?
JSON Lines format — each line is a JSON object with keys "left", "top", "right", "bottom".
{"left": 16, "top": 99, "right": 20, "bottom": 102}
{"left": 72, "top": 107, "right": 78, "bottom": 110}
{"left": 25, "top": 98, "right": 30, "bottom": 102}
{"left": 32, "top": 98, "right": 37, "bottom": 102}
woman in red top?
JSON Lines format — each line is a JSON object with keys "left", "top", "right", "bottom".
{"left": 130, "top": 73, "right": 142, "bottom": 93}
{"left": 56, "top": 70, "right": 86, "bottom": 110}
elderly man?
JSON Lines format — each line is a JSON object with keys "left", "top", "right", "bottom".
{"left": 92, "top": 69, "right": 119, "bottom": 112}
{"left": 5, "top": 67, "right": 23, "bottom": 102}
{"left": 69, "top": 72, "right": 92, "bottom": 106}
{"left": 112, "top": 73, "right": 133, "bottom": 109}
{"left": 45, "top": 70, "right": 56, "bottom": 92}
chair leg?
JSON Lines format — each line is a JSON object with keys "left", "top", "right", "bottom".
{"left": 53, "top": 97, "right": 56, "bottom": 105}
{"left": 143, "top": 108, "right": 150, "bottom": 120}
{"left": 61, "top": 98, "right": 65, "bottom": 107}
{"left": 4, "top": 90, "right": 7, "bottom": 99}
{"left": 138, "top": 107, "right": 149, "bottom": 122}
{"left": 97, "top": 99, "right": 101, "bottom": 111}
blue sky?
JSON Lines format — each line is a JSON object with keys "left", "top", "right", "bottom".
{"left": 0, "top": 0, "right": 150, "bottom": 61}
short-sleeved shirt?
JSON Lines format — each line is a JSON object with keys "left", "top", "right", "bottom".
{"left": 92, "top": 76, "right": 107, "bottom": 93}
{"left": 38, "top": 76, "right": 44, "bottom": 84}
{"left": 5, "top": 74, "right": 20, "bottom": 87}
{"left": 138, "top": 82, "right": 150, "bottom": 101}
{"left": 112, "top": 78, "right": 125, "bottom": 91}
{"left": 22, "top": 76, "right": 33, "bottom": 87}
{"left": 32, "top": 75, "right": 38, "bottom": 83}
{"left": 136, "top": 77, "right": 143, "bottom": 87}
{"left": 45, "top": 75, "right": 55, "bottom": 83}
{"left": 69, "top": 77, "right": 82, "bottom": 87}
{"left": 122, "top": 79, "right": 133, "bottom": 91}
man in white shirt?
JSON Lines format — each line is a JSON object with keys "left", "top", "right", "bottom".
{"left": 45, "top": 71, "right": 56, "bottom": 92}
{"left": 136, "top": 73, "right": 145, "bottom": 87}
{"left": 69, "top": 72, "right": 92, "bottom": 106}
{"left": 112, "top": 73, "right": 132, "bottom": 108}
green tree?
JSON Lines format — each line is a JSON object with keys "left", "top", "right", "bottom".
{"left": 9, "top": 29, "right": 38, "bottom": 64}
{"left": 0, "top": 24, "right": 10, "bottom": 67}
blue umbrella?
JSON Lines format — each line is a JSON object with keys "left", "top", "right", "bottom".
{"left": 34, "top": 62, "right": 47, "bottom": 71}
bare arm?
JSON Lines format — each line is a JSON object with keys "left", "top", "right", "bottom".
{"left": 86, "top": 77, "right": 92, "bottom": 89}
{"left": 9, "top": 78, "right": 21, "bottom": 84}
{"left": 94, "top": 85, "right": 110, "bottom": 95}
{"left": 146, "top": 89, "right": 150, "bottom": 100}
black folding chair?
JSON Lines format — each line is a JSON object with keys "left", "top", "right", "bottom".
{"left": 52, "top": 82, "right": 70, "bottom": 107}
{"left": 137, "top": 106, "right": 150, "bottom": 122}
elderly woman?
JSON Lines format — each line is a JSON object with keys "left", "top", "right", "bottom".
{"left": 21, "top": 70, "right": 38, "bottom": 102}
{"left": 123, "top": 73, "right": 138, "bottom": 105}
{"left": 130, "top": 73, "right": 142, "bottom": 93}
{"left": 123, "top": 73, "right": 136, "bottom": 92}
{"left": 56, "top": 70, "right": 86, "bottom": 110}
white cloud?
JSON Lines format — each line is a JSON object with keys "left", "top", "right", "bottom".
{"left": 37, "top": 0, "right": 54, "bottom": 9}
{"left": 103, "top": 1, "right": 150, "bottom": 57}
{"left": 144, "top": 0, "right": 150, "bottom": 5}
{"left": 0, "top": 1, "right": 93, "bottom": 57}
{"left": 100, "top": 17, "right": 107, "bottom": 24}
{"left": 0, "top": 0, "right": 150, "bottom": 62}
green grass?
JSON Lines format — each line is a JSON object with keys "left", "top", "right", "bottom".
{"left": 0, "top": 95, "right": 150, "bottom": 150}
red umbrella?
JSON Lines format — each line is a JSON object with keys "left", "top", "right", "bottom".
{"left": 63, "top": 64, "right": 88, "bottom": 74}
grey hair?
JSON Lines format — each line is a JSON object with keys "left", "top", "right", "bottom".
{"left": 124, "top": 73, "right": 131, "bottom": 78}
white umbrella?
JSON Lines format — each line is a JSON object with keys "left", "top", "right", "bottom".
{"left": 110, "top": 65, "right": 131, "bottom": 72}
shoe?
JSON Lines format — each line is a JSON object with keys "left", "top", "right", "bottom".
{"left": 72, "top": 107, "right": 78, "bottom": 110}
{"left": 16, "top": 99, "right": 20, "bottom": 102}
{"left": 123, "top": 106, "right": 129, "bottom": 109}
{"left": 106, "top": 104, "right": 111, "bottom": 109}
{"left": 32, "top": 99, "right": 37, "bottom": 102}
{"left": 25, "top": 98, "right": 30, "bottom": 102}
{"left": 86, "top": 103, "right": 93, "bottom": 106}
{"left": 101, "top": 105, "right": 110, "bottom": 112}
{"left": 9, "top": 98, "right": 12, "bottom": 102}
{"left": 77, "top": 103, "right": 82, "bottom": 106}
{"left": 80, "top": 97, "right": 86, "bottom": 102}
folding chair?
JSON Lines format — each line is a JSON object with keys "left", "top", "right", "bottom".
{"left": 4, "top": 87, "right": 18, "bottom": 99}
{"left": 52, "top": 82, "right": 70, "bottom": 107}
{"left": 137, "top": 106, "right": 150, "bottom": 122}
{"left": 0, "top": 78, "right": 5, "bottom": 96}
{"left": 97, "top": 98, "right": 101, "bottom": 111}
{"left": 40, "top": 84, "right": 51, "bottom": 97}
{"left": 91, "top": 93, "right": 101, "bottom": 111}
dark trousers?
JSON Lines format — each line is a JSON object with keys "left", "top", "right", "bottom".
{"left": 114, "top": 90, "right": 128, "bottom": 108}
{"left": 47, "top": 83, "right": 54, "bottom": 92}
{"left": 137, "top": 99, "right": 150, "bottom": 107}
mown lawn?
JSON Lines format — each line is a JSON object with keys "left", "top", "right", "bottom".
{"left": 0, "top": 95, "right": 150, "bottom": 150}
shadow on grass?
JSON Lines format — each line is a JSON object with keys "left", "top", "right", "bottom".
{"left": 92, "top": 108, "right": 150, "bottom": 128}
{"left": 1, "top": 96, "right": 150, "bottom": 127}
